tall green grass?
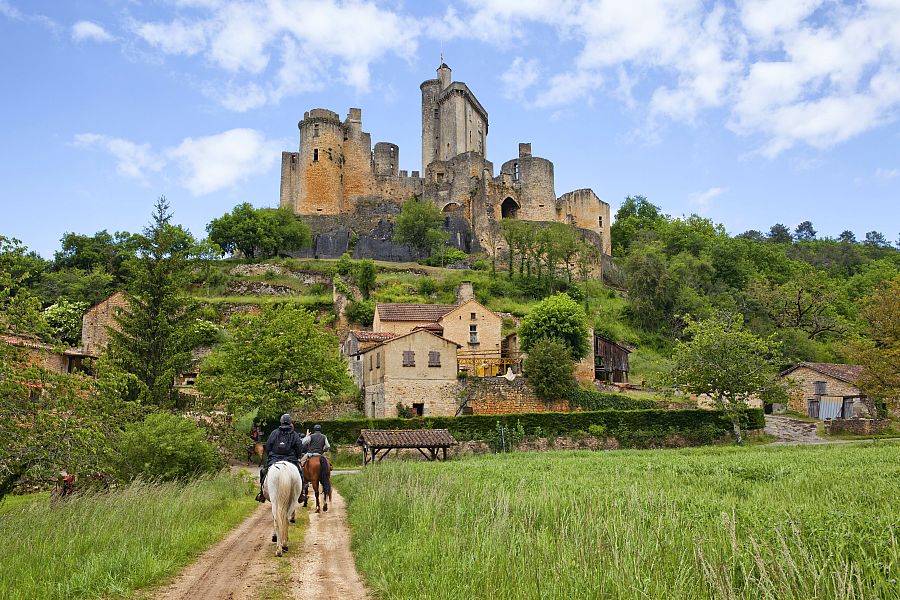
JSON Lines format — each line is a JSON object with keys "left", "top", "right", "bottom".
{"left": 0, "top": 475, "right": 256, "bottom": 600}
{"left": 340, "top": 443, "right": 900, "bottom": 599}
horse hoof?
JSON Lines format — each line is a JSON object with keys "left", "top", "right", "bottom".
{"left": 323, "top": 505, "right": 328, "bottom": 512}
{"left": 315, "top": 507, "right": 320, "bottom": 513}
{"left": 290, "top": 516, "right": 295, "bottom": 523}
{"left": 272, "top": 534, "right": 277, "bottom": 543}
{"left": 282, "top": 545, "right": 289, "bottom": 553}
{"left": 276, "top": 548, "right": 283, "bottom": 557}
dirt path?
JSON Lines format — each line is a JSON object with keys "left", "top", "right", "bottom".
{"left": 290, "top": 488, "right": 370, "bottom": 600}
{"left": 151, "top": 504, "right": 284, "bottom": 600}
{"left": 150, "top": 465, "right": 368, "bottom": 600}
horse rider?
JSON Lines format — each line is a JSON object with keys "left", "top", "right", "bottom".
{"left": 300, "top": 424, "right": 331, "bottom": 470}
{"left": 256, "top": 414, "right": 305, "bottom": 503}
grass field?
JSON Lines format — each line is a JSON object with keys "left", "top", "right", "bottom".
{"left": 340, "top": 443, "right": 900, "bottom": 599}
{"left": 0, "top": 475, "right": 256, "bottom": 600}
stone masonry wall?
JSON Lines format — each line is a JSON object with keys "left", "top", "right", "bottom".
{"left": 784, "top": 366, "right": 863, "bottom": 413}
{"left": 464, "top": 377, "right": 570, "bottom": 415}
{"left": 824, "top": 419, "right": 892, "bottom": 435}
{"left": 82, "top": 292, "right": 128, "bottom": 357}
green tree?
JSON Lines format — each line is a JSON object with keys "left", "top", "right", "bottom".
{"left": 197, "top": 305, "right": 354, "bottom": 423}
{"left": 863, "top": 230, "right": 890, "bottom": 248}
{"left": 610, "top": 195, "right": 666, "bottom": 256}
{"left": 103, "top": 197, "right": 198, "bottom": 408}
{"left": 206, "top": 203, "right": 311, "bottom": 259}
{"left": 665, "top": 314, "right": 785, "bottom": 444}
{"left": 38, "top": 267, "right": 115, "bottom": 307}
{"left": 768, "top": 224, "right": 792, "bottom": 244}
{"left": 519, "top": 293, "right": 589, "bottom": 360}
{"left": 43, "top": 299, "right": 89, "bottom": 345}
{"left": 624, "top": 243, "right": 677, "bottom": 331}
{"left": 353, "top": 259, "right": 377, "bottom": 300}
{"left": 523, "top": 338, "right": 577, "bottom": 401}
{"left": 53, "top": 230, "right": 136, "bottom": 282}
{"left": 394, "top": 197, "right": 448, "bottom": 257}
{"left": 794, "top": 221, "right": 817, "bottom": 241}
{"left": 750, "top": 267, "right": 846, "bottom": 339}
{"left": 848, "top": 277, "right": 900, "bottom": 409}
{"left": 839, "top": 230, "right": 857, "bottom": 243}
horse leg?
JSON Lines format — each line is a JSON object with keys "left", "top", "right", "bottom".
{"left": 313, "top": 481, "right": 320, "bottom": 513}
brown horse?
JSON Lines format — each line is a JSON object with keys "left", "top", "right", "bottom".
{"left": 300, "top": 455, "right": 332, "bottom": 513}
{"left": 247, "top": 442, "right": 264, "bottom": 465}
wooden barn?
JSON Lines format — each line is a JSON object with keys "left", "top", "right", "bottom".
{"left": 593, "top": 335, "right": 632, "bottom": 383}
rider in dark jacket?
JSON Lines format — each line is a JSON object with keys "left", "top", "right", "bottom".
{"left": 256, "top": 414, "right": 305, "bottom": 503}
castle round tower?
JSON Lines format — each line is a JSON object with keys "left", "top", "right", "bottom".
{"left": 297, "top": 109, "right": 345, "bottom": 214}
{"left": 500, "top": 143, "right": 556, "bottom": 222}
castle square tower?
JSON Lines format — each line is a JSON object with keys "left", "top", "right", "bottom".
{"left": 421, "top": 63, "right": 488, "bottom": 172}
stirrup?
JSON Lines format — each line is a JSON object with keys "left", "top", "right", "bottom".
{"left": 255, "top": 490, "right": 265, "bottom": 503}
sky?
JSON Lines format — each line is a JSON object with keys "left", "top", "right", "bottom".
{"left": 1, "top": 0, "right": 899, "bottom": 259}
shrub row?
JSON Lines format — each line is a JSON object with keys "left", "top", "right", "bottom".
{"left": 295, "top": 408, "right": 766, "bottom": 446}
{"left": 568, "top": 389, "right": 658, "bottom": 411}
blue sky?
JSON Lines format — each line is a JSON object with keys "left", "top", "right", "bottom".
{"left": 1, "top": 0, "right": 898, "bottom": 258}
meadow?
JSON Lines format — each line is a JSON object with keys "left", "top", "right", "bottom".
{"left": 340, "top": 443, "right": 900, "bottom": 599}
{"left": 0, "top": 474, "right": 256, "bottom": 600}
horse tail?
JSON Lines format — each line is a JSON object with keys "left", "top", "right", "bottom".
{"left": 269, "top": 465, "right": 296, "bottom": 549}
{"left": 319, "top": 455, "right": 332, "bottom": 499}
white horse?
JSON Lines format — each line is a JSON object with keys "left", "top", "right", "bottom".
{"left": 263, "top": 461, "right": 302, "bottom": 556}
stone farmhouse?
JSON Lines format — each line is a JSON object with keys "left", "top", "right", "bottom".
{"left": 279, "top": 63, "right": 612, "bottom": 266}
{"left": 354, "top": 328, "right": 461, "bottom": 418}
{"left": 779, "top": 362, "right": 872, "bottom": 419}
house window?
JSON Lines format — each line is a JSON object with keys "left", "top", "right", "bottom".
{"left": 313, "top": 149, "right": 319, "bottom": 162}
{"left": 412, "top": 402, "right": 424, "bottom": 416}
{"left": 369, "top": 355, "right": 373, "bottom": 371}
{"left": 814, "top": 381, "right": 827, "bottom": 395}
{"left": 428, "top": 351, "right": 441, "bottom": 367}
{"left": 470, "top": 312, "right": 476, "bottom": 320}
{"left": 376, "top": 353, "right": 380, "bottom": 368}
{"left": 402, "top": 350, "right": 415, "bottom": 367}
{"left": 469, "top": 324, "right": 478, "bottom": 344}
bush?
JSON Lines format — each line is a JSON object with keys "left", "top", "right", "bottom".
{"left": 523, "top": 338, "right": 576, "bottom": 400}
{"left": 299, "top": 408, "right": 766, "bottom": 448}
{"left": 114, "top": 413, "right": 224, "bottom": 482}
{"left": 569, "top": 388, "right": 657, "bottom": 411}
{"left": 346, "top": 299, "right": 375, "bottom": 327}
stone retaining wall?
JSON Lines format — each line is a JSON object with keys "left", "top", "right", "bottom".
{"left": 823, "top": 418, "right": 892, "bottom": 436}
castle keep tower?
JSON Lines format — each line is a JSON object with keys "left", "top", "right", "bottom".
{"left": 421, "top": 63, "right": 488, "bottom": 171}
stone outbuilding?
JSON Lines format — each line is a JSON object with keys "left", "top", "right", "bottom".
{"left": 779, "top": 362, "right": 872, "bottom": 419}
{"left": 80, "top": 292, "right": 128, "bottom": 357}
{"left": 357, "top": 328, "right": 461, "bottom": 419}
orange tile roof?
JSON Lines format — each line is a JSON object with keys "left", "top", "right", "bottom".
{"left": 375, "top": 303, "right": 455, "bottom": 322}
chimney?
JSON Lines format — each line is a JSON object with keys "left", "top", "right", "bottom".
{"left": 456, "top": 281, "right": 474, "bottom": 303}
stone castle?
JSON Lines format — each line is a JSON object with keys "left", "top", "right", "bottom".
{"left": 279, "top": 63, "right": 611, "bottom": 261}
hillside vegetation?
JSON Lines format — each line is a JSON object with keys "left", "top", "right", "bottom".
{"left": 340, "top": 443, "right": 900, "bottom": 599}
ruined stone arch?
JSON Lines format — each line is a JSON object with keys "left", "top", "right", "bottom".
{"left": 501, "top": 197, "right": 520, "bottom": 219}
{"left": 441, "top": 202, "right": 462, "bottom": 213}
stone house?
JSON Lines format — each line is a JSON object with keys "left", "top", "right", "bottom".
{"left": 343, "top": 330, "right": 398, "bottom": 387}
{"left": 357, "top": 328, "right": 461, "bottom": 419}
{"left": 80, "top": 292, "right": 128, "bottom": 357}
{"left": 373, "top": 298, "right": 503, "bottom": 357}
{"left": 779, "top": 362, "right": 871, "bottom": 419}
{"left": 0, "top": 333, "right": 88, "bottom": 375}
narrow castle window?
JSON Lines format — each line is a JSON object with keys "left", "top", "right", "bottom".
{"left": 313, "top": 149, "right": 319, "bottom": 162}
{"left": 433, "top": 109, "right": 439, "bottom": 119}
{"left": 599, "top": 216, "right": 603, "bottom": 227}
{"left": 328, "top": 149, "right": 333, "bottom": 161}
{"left": 313, "top": 124, "right": 319, "bottom": 137}
{"left": 514, "top": 162, "right": 519, "bottom": 180}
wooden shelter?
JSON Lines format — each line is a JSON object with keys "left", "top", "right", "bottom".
{"left": 357, "top": 429, "right": 456, "bottom": 465}
{"left": 593, "top": 335, "right": 633, "bottom": 383}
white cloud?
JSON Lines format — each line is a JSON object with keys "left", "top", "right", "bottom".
{"left": 166, "top": 128, "right": 282, "bottom": 195}
{"left": 72, "top": 21, "right": 114, "bottom": 43}
{"left": 875, "top": 167, "right": 900, "bottom": 181}
{"left": 131, "top": 0, "right": 419, "bottom": 109}
{"left": 689, "top": 186, "right": 726, "bottom": 212}
{"left": 74, "top": 133, "right": 164, "bottom": 182}
{"left": 500, "top": 57, "right": 540, "bottom": 100}
{"left": 74, "top": 129, "right": 280, "bottom": 195}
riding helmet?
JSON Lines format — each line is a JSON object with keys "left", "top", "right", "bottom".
{"left": 280, "top": 413, "right": 292, "bottom": 425}
{"left": 313, "top": 424, "right": 322, "bottom": 432}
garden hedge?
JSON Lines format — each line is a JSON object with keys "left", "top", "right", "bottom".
{"left": 290, "top": 408, "right": 765, "bottom": 446}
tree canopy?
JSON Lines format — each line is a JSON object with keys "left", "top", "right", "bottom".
{"left": 206, "top": 203, "right": 311, "bottom": 259}
{"left": 197, "top": 305, "right": 354, "bottom": 423}
{"left": 519, "top": 293, "right": 590, "bottom": 360}
{"left": 394, "top": 197, "right": 448, "bottom": 257}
